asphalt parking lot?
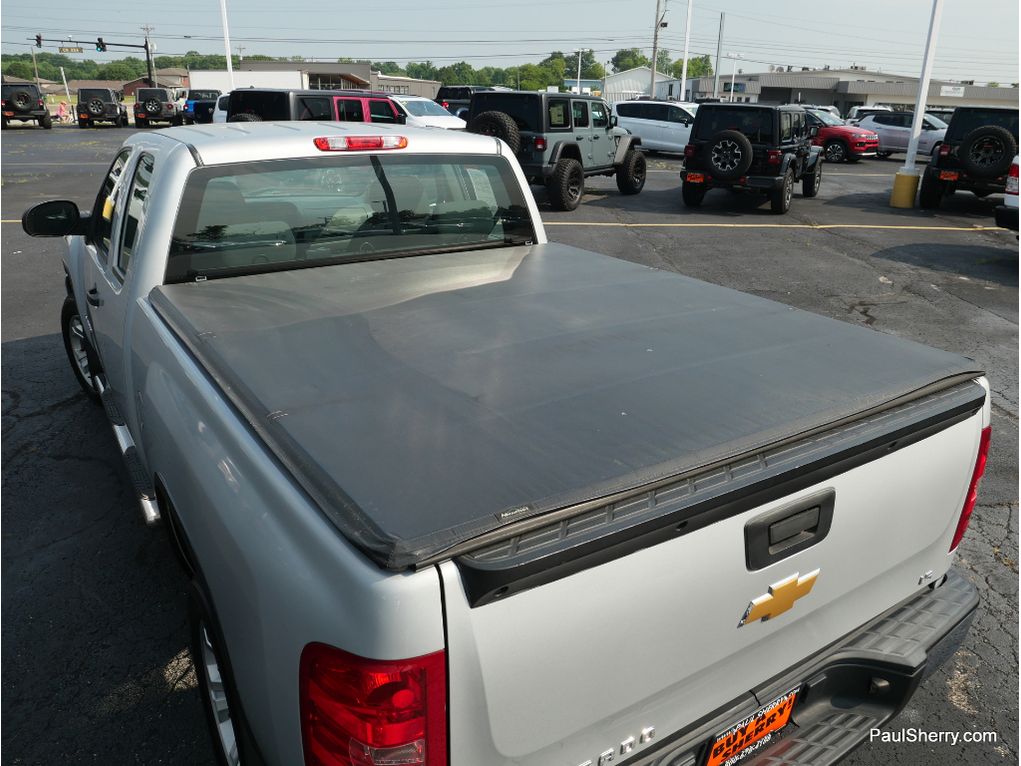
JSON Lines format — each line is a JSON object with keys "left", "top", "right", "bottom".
{"left": 2, "top": 124, "right": 1017, "bottom": 766}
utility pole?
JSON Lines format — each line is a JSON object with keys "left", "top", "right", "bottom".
{"left": 141, "top": 25, "right": 155, "bottom": 87}
{"left": 219, "top": 0, "right": 235, "bottom": 89}
{"left": 679, "top": 0, "right": 693, "bottom": 100}
{"left": 575, "top": 49, "right": 583, "bottom": 94}
{"left": 60, "top": 66, "right": 72, "bottom": 106}
{"left": 713, "top": 12, "right": 725, "bottom": 99}
{"left": 29, "top": 44, "right": 41, "bottom": 90}
{"left": 236, "top": 45, "right": 245, "bottom": 64}
{"left": 649, "top": 0, "right": 667, "bottom": 96}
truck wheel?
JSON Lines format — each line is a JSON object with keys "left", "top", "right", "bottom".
{"left": 918, "top": 166, "right": 944, "bottom": 209}
{"left": 190, "top": 582, "right": 265, "bottom": 766}
{"left": 802, "top": 160, "right": 822, "bottom": 198}
{"left": 823, "top": 140, "right": 848, "bottom": 163}
{"left": 876, "top": 151, "right": 892, "bottom": 159}
{"left": 681, "top": 180, "right": 706, "bottom": 207}
{"left": 134, "top": 117, "right": 148, "bottom": 129}
{"left": 770, "top": 169, "right": 794, "bottom": 214}
{"left": 546, "top": 158, "right": 584, "bottom": 211}
{"left": 466, "top": 110, "right": 522, "bottom": 153}
{"left": 60, "top": 297, "right": 102, "bottom": 403}
{"left": 615, "top": 149, "right": 647, "bottom": 195}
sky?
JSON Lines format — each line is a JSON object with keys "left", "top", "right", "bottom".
{"left": 2, "top": 0, "right": 1019, "bottom": 84}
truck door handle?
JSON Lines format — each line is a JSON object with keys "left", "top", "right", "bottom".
{"left": 86, "top": 286, "right": 102, "bottom": 307}
{"left": 577, "top": 136, "right": 585, "bottom": 141}
{"left": 592, "top": 135, "right": 601, "bottom": 140}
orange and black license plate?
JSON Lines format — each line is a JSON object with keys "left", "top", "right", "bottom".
{"left": 703, "top": 687, "right": 800, "bottom": 766}
{"left": 687, "top": 173, "right": 705, "bottom": 183}
{"left": 939, "top": 170, "right": 960, "bottom": 181}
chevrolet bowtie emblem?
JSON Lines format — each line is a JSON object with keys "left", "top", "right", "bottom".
{"left": 738, "top": 570, "right": 820, "bottom": 627}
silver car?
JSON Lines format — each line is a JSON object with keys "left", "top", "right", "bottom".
{"left": 856, "top": 111, "right": 947, "bottom": 158}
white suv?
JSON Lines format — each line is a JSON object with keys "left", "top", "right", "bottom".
{"left": 613, "top": 99, "right": 697, "bottom": 152}
{"left": 856, "top": 112, "right": 947, "bottom": 158}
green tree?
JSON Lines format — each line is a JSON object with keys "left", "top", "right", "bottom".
{"left": 372, "top": 61, "right": 405, "bottom": 75}
{"left": 96, "top": 61, "right": 142, "bottom": 81}
{"left": 3, "top": 61, "right": 35, "bottom": 80}
{"left": 436, "top": 61, "right": 476, "bottom": 85}
{"left": 406, "top": 61, "right": 439, "bottom": 81}
{"left": 655, "top": 49, "right": 671, "bottom": 75}
{"left": 611, "top": 48, "right": 650, "bottom": 73}
{"left": 987, "top": 81, "right": 1000, "bottom": 88}
{"left": 670, "top": 54, "right": 713, "bottom": 80}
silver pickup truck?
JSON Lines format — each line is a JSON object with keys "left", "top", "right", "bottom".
{"left": 23, "top": 122, "right": 991, "bottom": 766}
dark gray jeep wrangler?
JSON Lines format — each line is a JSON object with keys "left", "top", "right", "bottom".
{"left": 76, "top": 88, "right": 128, "bottom": 128}
{"left": 466, "top": 91, "right": 646, "bottom": 211}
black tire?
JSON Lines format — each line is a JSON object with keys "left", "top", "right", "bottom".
{"left": 60, "top": 297, "right": 102, "bottom": 403}
{"left": 546, "top": 157, "right": 584, "bottom": 211}
{"left": 1, "top": 118, "right": 8, "bottom": 130}
{"left": 78, "top": 118, "right": 89, "bottom": 129}
{"left": 189, "top": 582, "right": 266, "bottom": 766}
{"left": 876, "top": 151, "right": 893, "bottom": 159}
{"left": 227, "top": 112, "right": 262, "bottom": 122}
{"left": 824, "top": 140, "right": 849, "bottom": 163}
{"left": 39, "top": 114, "right": 52, "bottom": 129}
{"left": 918, "top": 166, "right": 945, "bottom": 209}
{"left": 802, "top": 160, "right": 822, "bottom": 197}
{"left": 118, "top": 114, "right": 128, "bottom": 127}
{"left": 705, "top": 130, "right": 753, "bottom": 181}
{"left": 173, "top": 114, "right": 184, "bottom": 127}
{"left": 615, "top": 149, "right": 646, "bottom": 195}
{"left": 959, "top": 125, "right": 1017, "bottom": 179}
{"left": 143, "top": 98, "right": 161, "bottom": 115}
{"left": 466, "top": 110, "right": 521, "bottom": 153}
{"left": 134, "top": 117, "right": 148, "bottom": 129}
{"left": 770, "top": 169, "right": 795, "bottom": 214}
{"left": 86, "top": 98, "right": 105, "bottom": 116}
{"left": 11, "top": 89, "right": 33, "bottom": 113}
{"left": 681, "top": 180, "right": 706, "bottom": 208}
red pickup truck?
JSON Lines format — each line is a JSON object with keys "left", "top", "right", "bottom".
{"left": 805, "top": 107, "right": 879, "bottom": 163}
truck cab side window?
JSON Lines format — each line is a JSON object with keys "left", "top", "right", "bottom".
{"left": 91, "top": 149, "right": 132, "bottom": 264}
{"left": 117, "top": 154, "right": 155, "bottom": 277}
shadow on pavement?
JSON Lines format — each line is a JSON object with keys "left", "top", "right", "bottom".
{"left": 871, "top": 242, "right": 1018, "bottom": 287}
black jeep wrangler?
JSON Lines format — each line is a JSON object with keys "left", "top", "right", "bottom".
{"left": 76, "top": 88, "right": 128, "bottom": 128}
{"left": 133, "top": 87, "right": 182, "bottom": 128}
{"left": 465, "top": 91, "right": 645, "bottom": 211}
{"left": 918, "top": 106, "right": 1019, "bottom": 209}
{"left": 1, "top": 83, "right": 51, "bottom": 129}
{"left": 681, "top": 103, "right": 823, "bottom": 214}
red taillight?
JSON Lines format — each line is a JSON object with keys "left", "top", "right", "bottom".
{"left": 38, "top": 98, "right": 44, "bottom": 107}
{"left": 314, "top": 135, "right": 408, "bottom": 151}
{"left": 534, "top": 136, "right": 547, "bottom": 151}
{"left": 939, "top": 143, "right": 951, "bottom": 156}
{"left": 300, "top": 643, "right": 446, "bottom": 766}
{"left": 441, "top": 101, "right": 449, "bottom": 109}
{"left": 767, "top": 150, "right": 782, "bottom": 165}
{"left": 683, "top": 143, "right": 696, "bottom": 159}
{"left": 1006, "top": 162, "right": 1019, "bottom": 195}
{"left": 166, "top": 103, "right": 174, "bottom": 110}
{"left": 949, "top": 425, "right": 991, "bottom": 552}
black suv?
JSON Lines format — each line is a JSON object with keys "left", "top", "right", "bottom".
{"left": 1, "top": 83, "right": 51, "bottom": 129}
{"left": 435, "top": 85, "right": 497, "bottom": 119}
{"left": 76, "top": 88, "right": 128, "bottom": 128}
{"left": 134, "top": 87, "right": 183, "bottom": 128}
{"left": 465, "top": 91, "right": 645, "bottom": 211}
{"left": 918, "top": 106, "right": 1019, "bottom": 209}
{"left": 681, "top": 103, "right": 823, "bottom": 214}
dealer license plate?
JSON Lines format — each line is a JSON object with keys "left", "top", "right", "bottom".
{"left": 939, "top": 170, "right": 960, "bottom": 181}
{"left": 687, "top": 173, "right": 705, "bottom": 183}
{"left": 703, "top": 687, "right": 800, "bottom": 766}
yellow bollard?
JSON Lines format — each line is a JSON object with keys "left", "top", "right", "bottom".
{"left": 890, "top": 171, "right": 921, "bottom": 208}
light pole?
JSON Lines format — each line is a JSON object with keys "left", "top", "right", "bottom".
{"left": 219, "top": 0, "right": 235, "bottom": 90}
{"left": 575, "top": 48, "right": 584, "bottom": 94}
{"left": 649, "top": 0, "right": 668, "bottom": 96}
{"left": 726, "top": 53, "right": 743, "bottom": 102}
{"left": 679, "top": 0, "right": 693, "bottom": 100}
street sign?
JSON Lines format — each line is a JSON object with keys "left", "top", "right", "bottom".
{"left": 59, "top": 46, "right": 83, "bottom": 53}
{"left": 939, "top": 85, "right": 965, "bottom": 97}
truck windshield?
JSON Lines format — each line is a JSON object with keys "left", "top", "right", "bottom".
{"left": 167, "top": 154, "right": 535, "bottom": 282}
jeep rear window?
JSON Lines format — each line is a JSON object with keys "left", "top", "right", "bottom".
{"left": 137, "top": 89, "right": 170, "bottom": 101}
{"left": 471, "top": 94, "right": 542, "bottom": 132}
{"left": 695, "top": 107, "right": 774, "bottom": 143}
{"left": 229, "top": 91, "right": 289, "bottom": 120}
{"left": 79, "top": 89, "right": 112, "bottom": 101}
{"left": 3, "top": 84, "right": 40, "bottom": 97}
{"left": 947, "top": 109, "right": 1019, "bottom": 142}
{"left": 166, "top": 154, "right": 536, "bottom": 283}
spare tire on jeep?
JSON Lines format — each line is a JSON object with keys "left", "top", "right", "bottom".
{"left": 705, "top": 130, "right": 754, "bottom": 181}
{"left": 87, "top": 99, "right": 105, "bottom": 117}
{"left": 467, "top": 111, "right": 522, "bottom": 153}
{"left": 11, "top": 90, "right": 34, "bottom": 113}
{"left": 959, "top": 125, "right": 1017, "bottom": 179}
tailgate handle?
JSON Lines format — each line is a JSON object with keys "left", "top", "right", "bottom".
{"left": 744, "top": 490, "right": 835, "bottom": 571}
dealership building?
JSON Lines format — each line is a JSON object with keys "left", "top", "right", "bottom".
{"left": 656, "top": 67, "right": 1018, "bottom": 114}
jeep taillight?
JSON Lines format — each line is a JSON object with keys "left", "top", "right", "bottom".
{"left": 939, "top": 143, "right": 951, "bottom": 157}
{"left": 683, "top": 143, "right": 695, "bottom": 159}
{"left": 441, "top": 101, "right": 449, "bottom": 109}
{"left": 767, "top": 150, "right": 782, "bottom": 165}
{"left": 1006, "top": 161, "right": 1019, "bottom": 195}
{"left": 949, "top": 425, "right": 991, "bottom": 552}
{"left": 37, "top": 98, "right": 44, "bottom": 107}
{"left": 300, "top": 643, "right": 447, "bottom": 766}
{"left": 165, "top": 102, "right": 174, "bottom": 110}
{"left": 534, "top": 136, "right": 547, "bottom": 151}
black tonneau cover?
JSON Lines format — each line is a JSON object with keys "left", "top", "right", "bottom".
{"left": 150, "top": 244, "right": 982, "bottom": 569}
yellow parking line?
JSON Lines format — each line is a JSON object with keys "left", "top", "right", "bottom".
{"left": 543, "top": 222, "right": 1006, "bottom": 231}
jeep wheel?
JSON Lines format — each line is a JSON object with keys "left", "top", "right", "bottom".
{"left": 706, "top": 130, "right": 753, "bottom": 181}
{"left": 39, "top": 114, "right": 52, "bottom": 129}
{"left": 918, "top": 166, "right": 945, "bottom": 209}
{"left": 959, "top": 125, "right": 1017, "bottom": 179}
{"left": 134, "top": 117, "right": 148, "bottom": 129}
{"left": 78, "top": 118, "right": 89, "bottom": 129}
{"left": 770, "top": 169, "right": 794, "bottom": 214}
{"left": 681, "top": 181, "right": 706, "bottom": 208}
{"left": 824, "top": 140, "right": 848, "bottom": 163}
{"left": 467, "top": 111, "right": 522, "bottom": 153}
{"left": 615, "top": 149, "right": 646, "bottom": 195}
{"left": 144, "top": 98, "right": 161, "bottom": 115}
{"left": 802, "top": 160, "right": 822, "bottom": 198}
{"left": 86, "top": 99, "right": 105, "bottom": 117}
{"left": 546, "top": 158, "right": 584, "bottom": 211}
{"left": 118, "top": 114, "right": 128, "bottom": 127}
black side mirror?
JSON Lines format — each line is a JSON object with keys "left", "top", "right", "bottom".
{"left": 22, "top": 200, "right": 88, "bottom": 237}
{"left": 809, "top": 125, "right": 819, "bottom": 137}
{"left": 395, "top": 113, "right": 407, "bottom": 125}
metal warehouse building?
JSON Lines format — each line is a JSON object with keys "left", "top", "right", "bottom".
{"left": 658, "top": 67, "right": 1018, "bottom": 114}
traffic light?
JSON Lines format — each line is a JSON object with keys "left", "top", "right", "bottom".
{"left": 35, "top": 34, "right": 42, "bottom": 48}
{"left": 96, "top": 37, "right": 107, "bottom": 52}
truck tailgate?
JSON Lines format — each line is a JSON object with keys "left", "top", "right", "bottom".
{"left": 440, "top": 383, "right": 986, "bottom": 765}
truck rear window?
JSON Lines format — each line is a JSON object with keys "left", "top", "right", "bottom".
{"left": 695, "top": 108, "right": 774, "bottom": 144}
{"left": 188, "top": 90, "right": 220, "bottom": 101}
{"left": 166, "top": 154, "right": 536, "bottom": 282}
